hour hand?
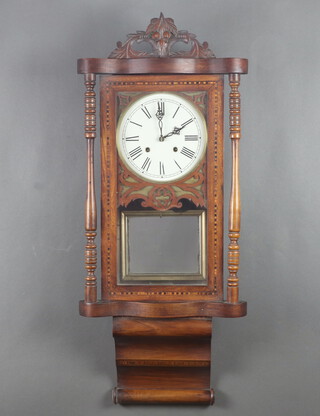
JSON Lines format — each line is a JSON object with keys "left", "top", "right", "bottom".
{"left": 162, "top": 126, "right": 181, "bottom": 139}
{"left": 162, "top": 118, "right": 194, "bottom": 139}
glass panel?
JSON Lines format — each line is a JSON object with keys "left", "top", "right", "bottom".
{"left": 120, "top": 210, "right": 206, "bottom": 284}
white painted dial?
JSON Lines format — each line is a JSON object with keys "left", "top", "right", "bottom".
{"left": 116, "top": 92, "right": 207, "bottom": 183}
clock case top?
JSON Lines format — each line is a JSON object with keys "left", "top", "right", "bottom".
{"left": 78, "top": 13, "right": 247, "bottom": 319}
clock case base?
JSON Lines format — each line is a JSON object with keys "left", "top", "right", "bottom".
{"left": 79, "top": 300, "right": 247, "bottom": 318}
{"left": 112, "top": 317, "right": 214, "bottom": 405}
{"left": 113, "top": 388, "right": 214, "bottom": 405}
{"left": 80, "top": 301, "right": 246, "bottom": 405}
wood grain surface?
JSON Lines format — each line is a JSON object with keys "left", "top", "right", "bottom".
{"left": 112, "top": 317, "right": 214, "bottom": 405}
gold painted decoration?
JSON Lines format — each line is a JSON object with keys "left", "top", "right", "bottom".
{"left": 118, "top": 159, "right": 206, "bottom": 210}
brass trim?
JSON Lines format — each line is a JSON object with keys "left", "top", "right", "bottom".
{"left": 120, "top": 210, "right": 207, "bottom": 284}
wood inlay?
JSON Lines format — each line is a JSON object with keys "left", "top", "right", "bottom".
{"left": 100, "top": 74, "right": 224, "bottom": 301}
{"left": 100, "top": 82, "right": 118, "bottom": 301}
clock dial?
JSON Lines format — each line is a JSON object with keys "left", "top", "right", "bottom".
{"left": 116, "top": 92, "right": 207, "bottom": 183}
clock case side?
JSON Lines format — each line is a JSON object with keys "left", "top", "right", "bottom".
{"left": 99, "top": 74, "right": 223, "bottom": 303}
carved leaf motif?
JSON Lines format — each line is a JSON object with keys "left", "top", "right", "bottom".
{"left": 146, "top": 14, "right": 178, "bottom": 37}
{"left": 144, "top": 187, "right": 182, "bottom": 210}
{"left": 118, "top": 160, "right": 206, "bottom": 211}
{"left": 111, "top": 35, "right": 150, "bottom": 59}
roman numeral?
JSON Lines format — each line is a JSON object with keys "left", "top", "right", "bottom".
{"left": 141, "top": 106, "right": 152, "bottom": 119}
{"left": 141, "top": 157, "right": 151, "bottom": 172}
{"left": 172, "top": 105, "right": 181, "bottom": 119}
{"left": 180, "top": 146, "right": 195, "bottom": 159}
{"left": 157, "top": 101, "right": 165, "bottom": 115}
{"left": 181, "top": 118, "right": 193, "bottom": 128}
{"left": 129, "top": 120, "right": 142, "bottom": 127}
{"left": 185, "top": 135, "right": 198, "bottom": 141}
{"left": 159, "top": 161, "right": 165, "bottom": 176}
{"left": 129, "top": 146, "right": 143, "bottom": 160}
{"left": 125, "top": 136, "right": 139, "bottom": 141}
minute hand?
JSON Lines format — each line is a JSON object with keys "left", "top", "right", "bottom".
{"left": 162, "top": 118, "right": 194, "bottom": 139}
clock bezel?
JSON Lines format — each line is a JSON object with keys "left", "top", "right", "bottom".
{"left": 115, "top": 91, "right": 208, "bottom": 184}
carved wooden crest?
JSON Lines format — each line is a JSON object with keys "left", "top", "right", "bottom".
{"left": 109, "top": 13, "right": 215, "bottom": 59}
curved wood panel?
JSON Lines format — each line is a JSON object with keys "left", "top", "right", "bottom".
{"left": 113, "top": 388, "right": 215, "bottom": 405}
{"left": 113, "top": 317, "right": 212, "bottom": 337}
{"left": 77, "top": 57, "right": 248, "bottom": 75}
{"left": 79, "top": 300, "right": 247, "bottom": 318}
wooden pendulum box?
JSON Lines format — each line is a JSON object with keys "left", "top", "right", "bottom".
{"left": 77, "top": 14, "right": 248, "bottom": 405}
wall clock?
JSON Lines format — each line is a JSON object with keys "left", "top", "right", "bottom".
{"left": 77, "top": 13, "right": 248, "bottom": 405}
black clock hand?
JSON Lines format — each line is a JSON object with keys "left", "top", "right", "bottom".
{"left": 162, "top": 118, "right": 194, "bottom": 139}
{"left": 158, "top": 118, "right": 164, "bottom": 141}
{"left": 162, "top": 126, "right": 182, "bottom": 139}
{"left": 156, "top": 101, "right": 165, "bottom": 141}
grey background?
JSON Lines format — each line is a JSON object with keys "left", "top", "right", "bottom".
{"left": 1, "top": 0, "right": 320, "bottom": 415}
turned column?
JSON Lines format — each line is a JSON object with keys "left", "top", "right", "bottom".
{"left": 83, "top": 73, "right": 97, "bottom": 303}
{"left": 227, "top": 73, "right": 241, "bottom": 303}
